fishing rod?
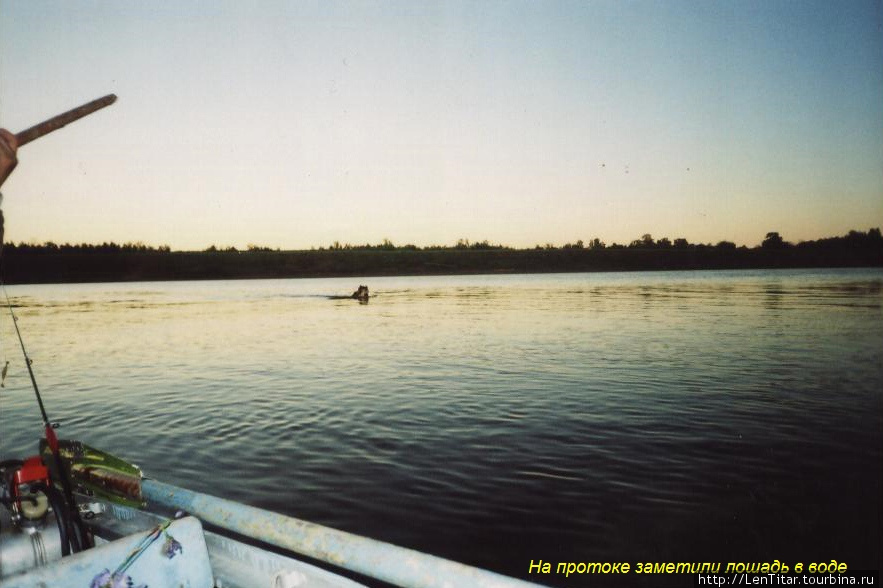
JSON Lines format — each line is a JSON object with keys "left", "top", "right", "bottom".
{"left": 2, "top": 284, "right": 92, "bottom": 551}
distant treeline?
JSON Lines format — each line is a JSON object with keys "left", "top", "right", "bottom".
{"left": 1, "top": 229, "right": 880, "bottom": 284}
{"left": 5, "top": 241, "right": 173, "bottom": 254}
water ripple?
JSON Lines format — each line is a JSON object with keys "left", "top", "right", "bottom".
{"left": 0, "top": 269, "right": 880, "bottom": 581}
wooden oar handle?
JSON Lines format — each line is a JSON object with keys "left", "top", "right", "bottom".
{"left": 14, "top": 94, "right": 117, "bottom": 147}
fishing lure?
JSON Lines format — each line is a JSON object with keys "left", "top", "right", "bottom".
{"left": 161, "top": 533, "right": 183, "bottom": 559}
{"left": 89, "top": 569, "right": 146, "bottom": 588}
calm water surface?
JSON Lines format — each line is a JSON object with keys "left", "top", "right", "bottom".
{"left": 1, "top": 269, "right": 880, "bottom": 586}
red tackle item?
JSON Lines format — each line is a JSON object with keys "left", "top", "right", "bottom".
{"left": 44, "top": 424, "right": 59, "bottom": 453}
{"left": 12, "top": 456, "right": 50, "bottom": 489}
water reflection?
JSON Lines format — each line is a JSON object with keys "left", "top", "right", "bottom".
{"left": 0, "top": 268, "right": 880, "bottom": 584}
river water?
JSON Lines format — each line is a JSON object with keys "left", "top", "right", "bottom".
{"left": 0, "top": 269, "right": 880, "bottom": 586}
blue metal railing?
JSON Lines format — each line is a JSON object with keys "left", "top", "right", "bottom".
{"left": 142, "top": 479, "right": 547, "bottom": 588}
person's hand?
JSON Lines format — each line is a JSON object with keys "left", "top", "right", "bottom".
{"left": 0, "top": 129, "right": 19, "bottom": 188}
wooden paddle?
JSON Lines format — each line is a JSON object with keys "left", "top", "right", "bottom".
{"left": 14, "top": 94, "right": 117, "bottom": 147}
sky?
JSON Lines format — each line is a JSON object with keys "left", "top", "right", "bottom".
{"left": 1, "top": 1, "right": 881, "bottom": 250}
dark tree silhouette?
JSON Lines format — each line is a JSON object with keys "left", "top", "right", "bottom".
{"left": 762, "top": 232, "right": 785, "bottom": 249}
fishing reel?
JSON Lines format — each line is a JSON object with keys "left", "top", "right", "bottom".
{"left": 0, "top": 454, "right": 88, "bottom": 576}
{"left": 1, "top": 457, "right": 52, "bottom": 523}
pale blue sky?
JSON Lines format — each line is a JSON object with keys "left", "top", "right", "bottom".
{"left": 1, "top": 1, "right": 881, "bottom": 250}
